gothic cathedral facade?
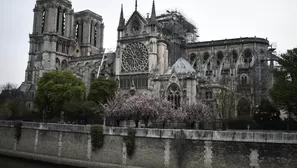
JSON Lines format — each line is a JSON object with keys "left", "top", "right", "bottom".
{"left": 20, "top": 0, "right": 277, "bottom": 118}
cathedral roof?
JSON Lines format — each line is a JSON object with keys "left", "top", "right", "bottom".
{"left": 166, "top": 57, "right": 196, "bottom": 75}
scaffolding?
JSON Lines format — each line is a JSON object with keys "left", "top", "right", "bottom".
{"left": 156, "top": 10, "right": 198, "bottom": 66}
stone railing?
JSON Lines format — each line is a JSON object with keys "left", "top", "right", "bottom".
{"left": 1, "top": 120, "right": 297, "bottom": 144}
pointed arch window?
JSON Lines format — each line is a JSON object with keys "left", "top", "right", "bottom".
{"left": 75, "top": 22, "right": 79, "bottom": 42}
{"left": 190, "top": 53, "right": 196, "bottom": 63}
{"left": 243, "top": 49, "right": 252, "bottom": 64}
{"left": 61, "top": 60, "right": 67, "bottom": 70}
{"left": 56, "top": 7, "right": 61, "bottom": 32}
{"left": 241, "top": 75, "right": 248, "bottom": 85}
{"left": 90, "top": 21, "right": 93, "bottom": 44}
{"left": 62, "top": 10, "right": 66, "bottom": 36}
{"left": 167, "top": 83, "right": 181, "bottom": 109}
{"left": 216, "top": 51, "right": 224, "bottom": 66}
{"left": 55, "top": 58, "right": 60, "bottom": 70}
{"left": 41, "top": 9, "right": 46, "bottom": 33}
{"left": 94, "top": 23, "right": 98, "bottom": 47}
{"left": 80, "top": 21, "right": 84, "bottom": 43}
{"left": 232, "top": 50, "right": 238, "bottom": 63}
{"left": 203, "top": 52, "right": 210, "bottom": 64}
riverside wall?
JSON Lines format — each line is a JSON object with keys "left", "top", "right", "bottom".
{"left": 0, "top": 120, "right": 297, "bottom": 168}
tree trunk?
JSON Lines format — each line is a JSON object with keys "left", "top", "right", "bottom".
{"left": 135, "top": 120, "right": 139, "bottom": 128}
{"left": 143, "top": 116, "right": 150, "bottom": 128}
{"left": 191, "top": 121, "right": 195, "bottom": 129}
{"left": 162, "top": 121, "right": 166, "bottom": 129}
{"left": 116, "top": 119, "right": 120, "bottom": 127}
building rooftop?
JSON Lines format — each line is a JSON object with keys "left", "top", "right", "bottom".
{"left": 188, "top": 37, "right": 269, "bottom": 48}
{"left": 166, "top": 57, "right": 196, "bottom": 75}
{"left": 75, "top": 10, "right": 103, "bottom": 21}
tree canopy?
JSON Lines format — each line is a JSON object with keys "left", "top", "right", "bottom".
{"left": 35, "top": 70, "right": 86, "bottom": 118}
{"left": 270, "top": 48, "right": 297, "bottom": 114}
{"left": 102, "top": 92, "right": 212, "bottom": 128}
{"left": 0, "top": 83, "right": 31, "bottom": 120}
{"left": 62, "top": 100, "right": 97, "bottom": 124}
{"left": 88, "top": 76, "right": 117, "bottom": 104}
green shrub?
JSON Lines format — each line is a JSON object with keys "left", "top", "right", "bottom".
{"left": 90, "top": 125, "right": 104, "bottom": 152}
{"left": 124, "top": 128, "right": 136, "bottom": 159}
{"left": 13, "top": 120, "right": 23, "bottom": 142}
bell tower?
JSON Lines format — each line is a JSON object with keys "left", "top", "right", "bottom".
{"left": 26, "top": 0, "right": 74, "bottom": 85}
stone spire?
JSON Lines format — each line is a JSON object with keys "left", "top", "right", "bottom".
{"left": 117, "top": 4, "right": 125, "bottom": 31}
{"left": 135, "top": 0, "right": 138, "bottom": 11}
{"left": 149, "top": 0, "right": 157, "bottom": 25}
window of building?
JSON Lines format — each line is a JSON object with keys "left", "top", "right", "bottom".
{"left": 190, "top": 53, "right": 196, "bottom": 63}
{"left": 75, "top": 22, "right": 79, "bottom": 42}
{"left": 56, "top": 7, "right": 61, "bottom": 33}
{"left": 94, "top": 24, "right": 98, "bottom": 46}
{"left": 62, "top": 10, "right": 66, "bottom": 36}
{"left": 232, "top": 50, "right": 238, "bottom": 63}
{"left": 167, "top": 83, "right": 181, "bottom": 109}
{"left": 90, "top": 21, "right": 93, "bottom": 44}
{"left": 241, "top": 75, "right": 248, "bottom": 85}
{"left": 119, "top": 75, "right": 148, "bottom": 89}
{"left": 244, "top": 49, "right": 252, "bottom": 63}
{"left": 217, "top": 51, "right": 224, "bottom": 60}
{"left": 41, "top": 9, "right": 46, "bottom": 33}
{"left": 80, "top": 21, "right": 84, "bottom": 43}
{"left": 56, "top": 41, "right": 59, "bottom": 52}
{"left": 55, "top": 58, "right": 60, "bottom": 70}
{"left": 61, "top": 60, "right": 67, "bottom": 70}
{"left": 203, "top": 52, "right": 210, "bottom": 64}
{"left": 62, "top": 43, "right": 65, "bottom": 53}
{"left": 205, "top": 90, "right": 213, "bottom": 99}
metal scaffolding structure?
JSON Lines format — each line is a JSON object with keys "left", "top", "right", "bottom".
{"left": 156, "top": 10, "right": 199, "bottom": 66}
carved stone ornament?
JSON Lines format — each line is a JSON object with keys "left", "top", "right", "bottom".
{"left": 121, "top": 42, "right": 148, "bottom": 72}
{"left": 131, "top": 19, "right": 141, "bottom": 35}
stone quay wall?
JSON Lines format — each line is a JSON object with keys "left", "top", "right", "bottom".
{"left": 0, "top": 120, "right": 297, "bottom": 168}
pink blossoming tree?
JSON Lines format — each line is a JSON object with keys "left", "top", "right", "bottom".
{"left": 181, "top": 101, "right": 214, "bottom": 129}
{"left": 101, "top": 91, "right": 213, "bottom": 128}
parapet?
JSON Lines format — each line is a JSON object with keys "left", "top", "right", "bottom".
{"left": 1, "top": 120, "right": 296, "bottom": 144}
{"left": 75, "top": 10, "right": 103, "bottom": 21}
{"left": 188, "top": 37, "right": 269, "bottom": 48}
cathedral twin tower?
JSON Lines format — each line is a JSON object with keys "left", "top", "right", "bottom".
{"left": 26, "top": 0, "right": 104, "bottom": 85}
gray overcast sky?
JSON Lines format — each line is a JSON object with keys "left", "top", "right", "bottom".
{"left": 0, "top": 0, "right": 296, "bottom": 86}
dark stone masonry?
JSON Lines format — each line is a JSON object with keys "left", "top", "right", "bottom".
{"left": 0, "top": 120, "right": 297, "bottom": 168}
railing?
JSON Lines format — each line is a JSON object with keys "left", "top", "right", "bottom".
{"left": 1, "top": 120, "right": 297, "bottom": 144}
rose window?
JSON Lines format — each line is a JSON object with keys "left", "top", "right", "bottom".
{"left": 121, "top": 42, "right": 148, "bottom": 72}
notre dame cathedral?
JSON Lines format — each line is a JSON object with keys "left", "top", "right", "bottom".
{"left": 20, "top": 0, "right": 277, "bottom": 118}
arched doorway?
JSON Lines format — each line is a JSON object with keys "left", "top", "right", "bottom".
{"left": 167, "top": 83, "right": 181, "bottom": 109}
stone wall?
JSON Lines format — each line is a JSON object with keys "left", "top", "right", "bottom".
{"left": 0, "top": 120, "right": 297, "bottom": 168}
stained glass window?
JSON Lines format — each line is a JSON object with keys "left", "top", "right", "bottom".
{"left": 122, "top": 42, "right": 148, "bottom": 72}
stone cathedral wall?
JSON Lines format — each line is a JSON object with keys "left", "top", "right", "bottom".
{"left": 0, "top": 120, "right": 297, "bottom": 168}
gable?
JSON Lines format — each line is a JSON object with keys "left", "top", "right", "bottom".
{"left": 123, "top": 11, "right": 148, "bottom": 36}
